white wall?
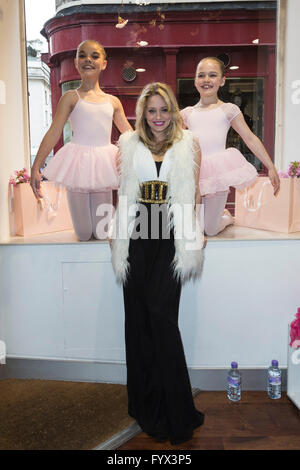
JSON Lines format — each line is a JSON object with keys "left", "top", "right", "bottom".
{"left": 0, "top": 0, "right": 30, "bottom": 241}
{"left": 0, "top": 239, "right": 298, "bottom": 370}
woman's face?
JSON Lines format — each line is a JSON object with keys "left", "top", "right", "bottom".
{"left": 145, "top": 94, "right": 171, "bottom": 139}
{"left": 194, "top": 59, "right": 225, "bottom": 97}
{"left": 75, "top": 42, "right": 107, "bottom": 77}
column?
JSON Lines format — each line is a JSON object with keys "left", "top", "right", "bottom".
{"left": 264, "top": 46, "right": 276, "bottom": 159}
{"left": 164, "top": 48, "right": 178, "bottom": 96}
{"left": 0, "top": 0, "right": 30, "bottom": 240}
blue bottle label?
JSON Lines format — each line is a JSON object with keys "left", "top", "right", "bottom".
{"left": 228, "top": 377, "right": 240, "bottom": 387}
{"left": 268, "top": 377, "right": 281, "bottom": 385}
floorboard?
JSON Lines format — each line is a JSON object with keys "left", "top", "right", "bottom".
{"left": 117, "top": 391, "right": 300, "bottom": 450}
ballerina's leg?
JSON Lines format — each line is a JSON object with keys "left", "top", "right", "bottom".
{"left": 203, "top": 190, "right": 234, "bottom": 236}
{"left": 66, "top": 189, "right": 93, "bottom": 241}
{"left": 90, "top": 190, "right": 113, "bottom": 240}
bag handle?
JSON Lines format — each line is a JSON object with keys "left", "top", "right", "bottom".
{"left": 38, "top": 183, "right": 63, "bottom": 218}
{"left": 243, "top": 180, "right": 271, "bottom": 212}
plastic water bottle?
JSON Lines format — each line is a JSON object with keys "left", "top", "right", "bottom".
{"left": 227, "top": 361, "right": 241, "bottom": 402}
{"left": 267, "top": 360, "right": 281, "bottom": 399}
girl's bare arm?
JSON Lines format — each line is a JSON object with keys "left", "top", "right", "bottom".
{"left": 110, "top": 95, "right": 133, "bottom": 134}
{"left": 30, "top": 91, "right": 77, "bottom": 199}
{"left": 231, "top": 113, "right": 280, "bottom": 196}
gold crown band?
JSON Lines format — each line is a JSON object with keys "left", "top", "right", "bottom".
{"left": 139, "top": 180, "right": 168, "bottom": 204}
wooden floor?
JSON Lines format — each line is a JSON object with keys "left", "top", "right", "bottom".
{"left": 117, "top": 391, "right": 300, "bottom": 450}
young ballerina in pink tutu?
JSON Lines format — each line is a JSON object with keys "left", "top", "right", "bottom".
{"left": 180, "top": 57, "right": 280, "bottom": 236}
{"left": 30, "top": 40, "right": 132, "bottom": 240}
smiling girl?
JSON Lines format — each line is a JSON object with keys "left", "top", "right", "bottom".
{"left": 30, "top": 40, "right": 132, "bottom": 240}
{"left": 181, "top": 57, "right": 280, "bottom": 236}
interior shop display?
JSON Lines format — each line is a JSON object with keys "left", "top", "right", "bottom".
{"left": 9, "top": 171, "right": 73, "bottom": 236}
{"left": 235, "top": 169, "right": 300, "bottom": 233}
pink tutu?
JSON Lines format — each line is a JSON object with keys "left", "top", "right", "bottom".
{"left": 199, "top": 147, "right": 258, "bottom": 196}
{"left": 180, "top": 103, "right": 260, "bottom": 196}
{"left": 42, "top": 142, "right": 119, "bottom": 193}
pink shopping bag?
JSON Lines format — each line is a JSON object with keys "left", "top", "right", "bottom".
{"left": 11, "top": 181, "right": 73, "bottom": 236}
{"left": 235, "top": 177, "right": 300, "bottom": 233}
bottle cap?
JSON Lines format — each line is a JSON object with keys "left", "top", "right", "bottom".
{"left": 272, "top": 360, "right": 278, "bottom": 366}
{"left": 231, "top": 361, "right": 238, "bottom": 368}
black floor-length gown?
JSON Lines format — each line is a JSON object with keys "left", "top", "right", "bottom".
{"left": 123, "top": 161, "right": 204, "bottom": 445}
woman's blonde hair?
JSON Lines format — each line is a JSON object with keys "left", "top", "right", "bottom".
{"left": 76, "top": 40, "right": 107, "bottom": 60}
{"left": 135, "top": 82, "right": 183, "bottom": 156}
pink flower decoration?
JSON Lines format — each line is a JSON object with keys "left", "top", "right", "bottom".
{"left": 278, "top": 171, "right": 289, "bottom": 178}
{"left": 9, "top": 168, "right": 31, "bottom": 185}
{"left": 288, "top": 161, "right": 300, "bottom": 177}
{"left": 279, "top": 161, "right": 300, "bottom": 178}
{"left": 290, "top": 307, "right": 300, "bottom": 348}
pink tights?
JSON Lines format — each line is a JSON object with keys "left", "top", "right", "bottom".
{"left": 203, "top": 190, "right": 234, "bottom": 236}
{"left": 66, "top": 190, "right": 114, "bottom": 241}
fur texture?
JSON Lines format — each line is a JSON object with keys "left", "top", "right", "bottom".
{"left": 111, "top": 130, "right": 204, "bottom": 284}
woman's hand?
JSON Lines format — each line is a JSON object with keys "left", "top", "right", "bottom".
{"left": 268, "top": 167, "right": 280, "bottom": 196}
{"left": 30, "top": 168, "right": 43, "bottom": 200}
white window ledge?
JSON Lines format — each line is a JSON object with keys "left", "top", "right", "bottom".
{"left": 1, "top": 225, "right": 300, "bottom": 246}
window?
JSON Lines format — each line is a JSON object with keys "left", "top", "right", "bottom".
{"left": 25, "top": 0, "right": 277, "bottom": 218}
{"left": 61, "top": 80, "right": 81, "bottom": 144}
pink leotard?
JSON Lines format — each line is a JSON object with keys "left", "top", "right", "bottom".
{"left": 42, "top": 90, "right": 119, "bottom": 192}
{"left": 180, "top": 102, "right": 258, "bottom": 196}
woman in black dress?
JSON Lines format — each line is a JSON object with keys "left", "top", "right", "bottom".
{"left": 111, "top": 82, "right": 205, "bottom": 445}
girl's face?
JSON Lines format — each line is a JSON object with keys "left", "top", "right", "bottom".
{"left": 75, "top": 42, "right": 107, "bottom": 77}
{"left": 145, "top": 94, "right": 171, "bottom": 139}
{"left": 194, "top": 59, "right": 225, "bottom": 97}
